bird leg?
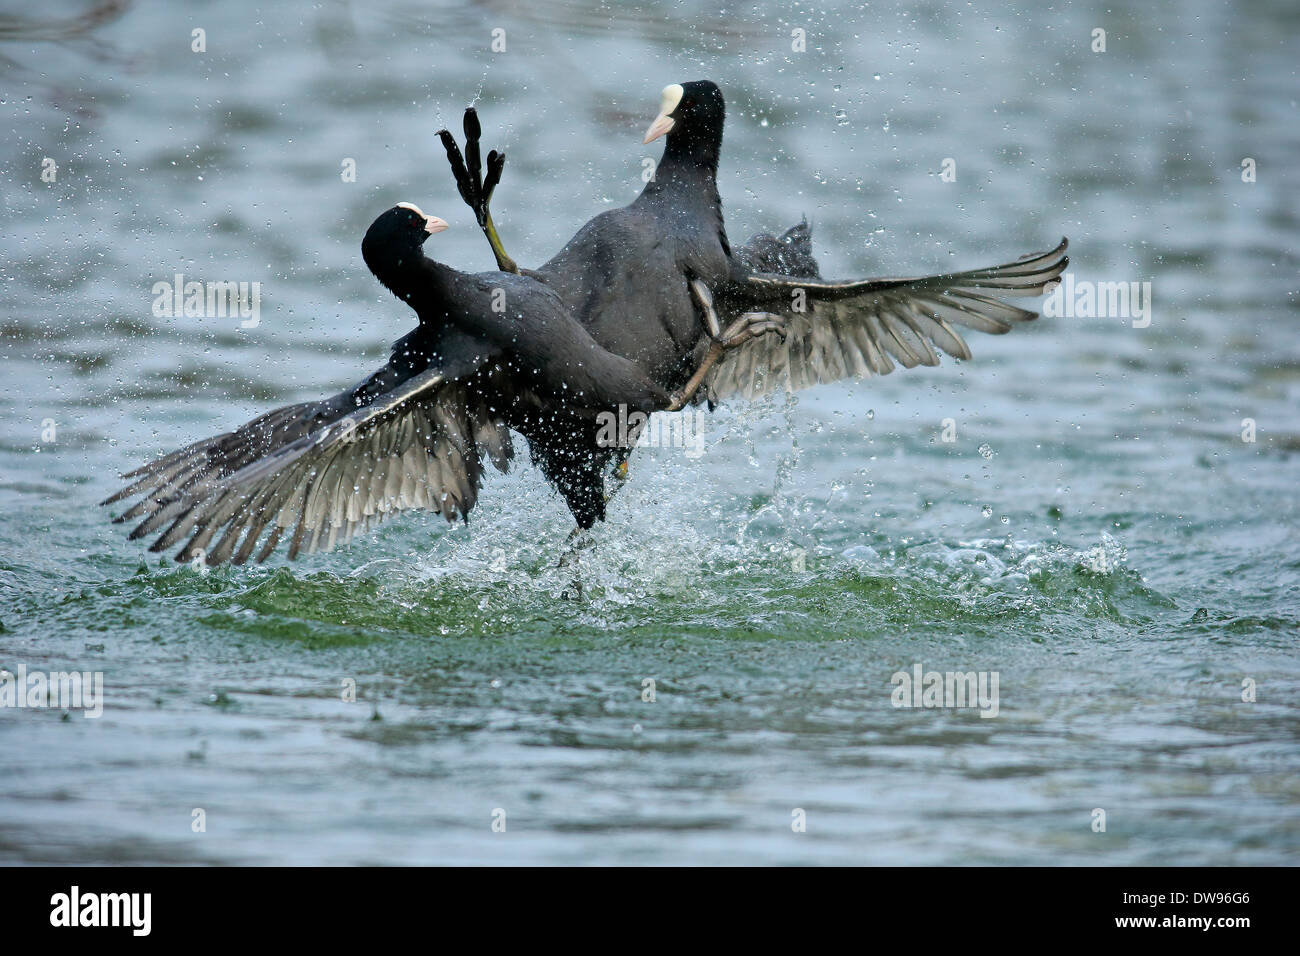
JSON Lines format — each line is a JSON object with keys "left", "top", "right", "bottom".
{"left": 609, "top": 454, "right": 631, "bottom": 491}
{"left": 437, "top": 108, "right": 518, "bottom": 275}
{"left": 557, "top": 435, "right": 640, "bottom": 593}
{"left": 557, "top": 526, "right": 599, "bottom": 600}
{"left": 557, "top": 525, "right": 592, "bottom": 569}
{"left": 599, "top": 283, "right": 785, "bottom": 523}
{"left": 667, "top": 279, "right": 787, "bottom": 411}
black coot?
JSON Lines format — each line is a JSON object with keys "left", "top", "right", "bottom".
{"left": 445, "top": 80, "right": 1067, "bottom": 405}
{"left": 103, "top": 203, "right": 671, "bottom": 565}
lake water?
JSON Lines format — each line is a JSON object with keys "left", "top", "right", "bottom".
{"left": 1, "top": 0, "right": 1298, "bottom": 864}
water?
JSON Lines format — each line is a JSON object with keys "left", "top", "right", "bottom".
{"left": 2, "top": 0, "right": 1298, "bottom": 864}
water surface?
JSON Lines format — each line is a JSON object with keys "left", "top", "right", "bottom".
{"left": 1, "top": 0, "right": 1298, "bottom": 864}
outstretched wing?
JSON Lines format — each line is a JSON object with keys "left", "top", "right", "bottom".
{"left": 706, "top": 236, "right": 1068, "bottom": 401}
{"left": 102, "top": 333, "right": 515, "bottom": 566}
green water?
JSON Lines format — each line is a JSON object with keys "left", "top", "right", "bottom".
{"left": 1, "top": 0, "right": 1298, "bottom": 864}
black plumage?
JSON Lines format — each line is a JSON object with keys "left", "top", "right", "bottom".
{"left": 531, "top": 82, "right": 733, "bottom": 385}
{"left": 445, "top": 80, "right": 1066, "bottom": 498}
{"left": 104, "top": 203, "right": 669, "bottom": 564}
{"left": 639, "top": 81, "right": 1069, "bottom": 398}
{"left": 108, "top": 80, "right": 1069, "bottom": 568}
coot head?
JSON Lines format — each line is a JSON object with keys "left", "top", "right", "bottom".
{"left": 362, "top": 202, "right": 449, "bottom": 271}
{"left": 642, "top": 80, "right": 725, "bottom": 145}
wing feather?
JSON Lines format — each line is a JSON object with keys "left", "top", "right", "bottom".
{"left": 103, "top": 356, "right": 517, "bottom": 566}
{"left": 706, "top": 238, "right": 1067, "bottom": 399}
